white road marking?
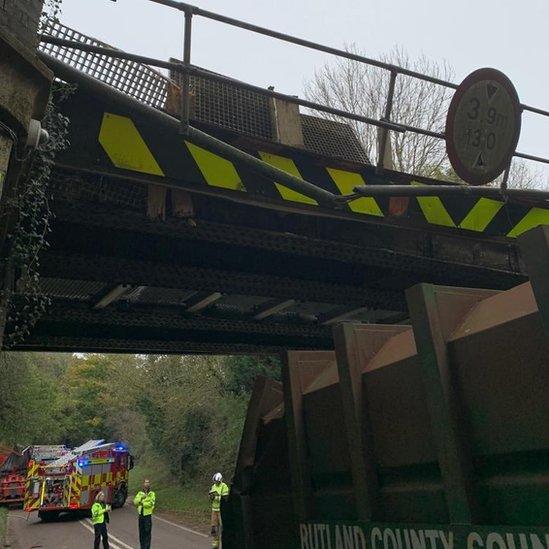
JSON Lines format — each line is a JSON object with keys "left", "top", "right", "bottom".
{"left": 154, "top": 514, "right": 209, "bottom": 539}
{"left": 85, "top": 519, "right": 136, "bottom": 549}
{"left": 128, "top": 496, "right": 208, "bottom": 540}
{"left": 79, "top": 519, "right": 133, "bottom": 549}
{"left": 79, "top": 520, "right": 123, "bottom": 549}
{"left": 8, "top": 513, "right": 29, "bottom": 520}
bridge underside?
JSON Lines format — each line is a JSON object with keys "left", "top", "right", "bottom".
{"left": 4, "top": 49, "right": 536, "bottom": 354}
{"left": 6, "top": 164, "right": 526, "bottom": 354}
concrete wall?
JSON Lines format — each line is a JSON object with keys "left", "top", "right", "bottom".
{"left": 0, "top": 0, "right": 43, "bottom": 49}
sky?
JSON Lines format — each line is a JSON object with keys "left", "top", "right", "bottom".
{"left": 58, "top": 0, "right": 549, "bottom": 176}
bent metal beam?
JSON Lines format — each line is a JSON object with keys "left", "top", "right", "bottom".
{"left": 38, "top": 51, "right": 338, "bottom": 207}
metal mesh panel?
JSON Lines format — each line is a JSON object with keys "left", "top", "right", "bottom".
{"left": 169, "top": 62, "right": 274, "bottom": 140}
{"left": 301, "top": 115, "right": 370, "bottom": 164}
{"left": 40, "top": 21, "right": 367, "bottom": 162}
{"left": 39, "top": 278, "right": 106, "bottom": 300}
{"left": 39, "top": 19, "right": 169, "bottom": 109}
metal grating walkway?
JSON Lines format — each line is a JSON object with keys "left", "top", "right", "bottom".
{"left": 39, "top": 19, "right": 369, "bottom": 163}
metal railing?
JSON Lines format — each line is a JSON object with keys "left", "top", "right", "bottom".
{"left": 38, "top": 0, "right": 549, "bottom": 203}
{"left": 144, "top": 0, "right": 549, "bottom": 171}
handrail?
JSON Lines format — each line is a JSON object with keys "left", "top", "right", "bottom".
{"left": 37, "top": 35, "right": 409, "bottom": 135}
{"left": 353, "top": 184, "right": 549, "bottom": 201}
{"left": 142, "top": 0, "right": 549, "bottom": 172}
{"left": 42, "top": 1, "right": 549, "bottom": 186}
{"left": 147, "top": 0, "right": 458, "bottom": 89}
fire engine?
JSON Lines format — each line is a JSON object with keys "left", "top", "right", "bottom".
{"left": 24, "top": 440, "right": 133, "bottom": 521}
{"left": 0, "top": 444, "right": 66, "bottom": 508}
{"left": 0, "top": 446, "right": 31, "bottom": 507}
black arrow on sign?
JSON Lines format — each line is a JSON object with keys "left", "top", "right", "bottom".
{"left": 487, "top": 82, "right": 498, "bottom": 100}
{"left": 475, "top": 152, "right": 486, "bottom": 167}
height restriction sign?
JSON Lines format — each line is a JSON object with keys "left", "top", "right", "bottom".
{"left": 445, "top": 68, "right": 521, "bottom": 185}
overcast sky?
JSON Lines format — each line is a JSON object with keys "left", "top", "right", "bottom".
{"left": 59, "top": 0, "right": 549, "bottom": 175}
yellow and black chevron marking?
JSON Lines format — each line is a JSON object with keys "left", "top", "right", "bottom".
{"left": 63, "top": 476, "right": 71, "bottom": 506}
{"left": 26, "top": 461, "right": 39, "bottom": 479}
{"left": 24, "top": 463, "right": 40, "bottom": 508}
{"left": 69, "top": 474, "right": 81, "bottom": 505}
{"left": 64, "top": 101, "right": 549, "bottom": 239}
{"left": 24, "top": 463, "right": 41, "bottom": 511}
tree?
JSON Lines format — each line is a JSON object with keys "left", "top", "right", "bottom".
{"left": 221, "top": 355, "right": 281, "bottom": 397}
{"left": 133, "top": 354, "right": 247, "bottom": 481}
{"left": 499, "top": 159, "right": 546, "bottom": 190}
{"left": 306, "top": 45, "right": 547, "bottom": 189}
{"left": 306, "top": 45, "right": 454, "bottom": 177}
{"left": 0, "top": 352, "right": 69, "bottom": 446}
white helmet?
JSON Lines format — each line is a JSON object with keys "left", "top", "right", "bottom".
{"left": 212, "top": 472, "right": 223, "bottom": 482}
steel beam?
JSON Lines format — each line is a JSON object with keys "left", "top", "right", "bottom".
{"left": 518, "top": 225, "right": 549, "bottom": 339}
{"left": 50, "top": 195, "right": 526, "bottom": 290}
{"left": 10, "top": 303, "right": 332, "bottom": 350}
{"left": 93, "top": 284, "right": 133, "bottom": 309}
{"left": 39, "top": 252, "right": 406, "bottom": 310}
{"left": 25, "top": 299, "right": 332, "bottom": 339}
{"left": 406, "top": 284, "right": 495, "bottom": 524}
{"left": 253, "top": 299, "right": 295, "bottom": 320}
{"left": 10, "top": 335, "right": 279, "bottom": 354}
{"left": 185, "top": 292, "right": 222, "bottom": 313}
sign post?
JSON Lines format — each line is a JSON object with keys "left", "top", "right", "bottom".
{"left": 445, "top": 68, "right": 521, "bottom": 185}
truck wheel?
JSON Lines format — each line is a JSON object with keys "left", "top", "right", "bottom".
{"left": 112, "top": 485, "right": 127, "bottom": 508}
{"left": 38, "top": 510, "right": 60, "bottom": 522}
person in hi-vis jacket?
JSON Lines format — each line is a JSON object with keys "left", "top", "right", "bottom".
{"left": 133, "top": 479, "right": 156, "bottom": 549}
{"left": 91, "top": 491, "right": 111, "bottom": 549}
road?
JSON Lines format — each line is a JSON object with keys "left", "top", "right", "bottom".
{"left": 6, "top": 504, "right": 211, "bottom": 549}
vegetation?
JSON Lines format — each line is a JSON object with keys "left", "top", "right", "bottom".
{"left": 306, "top": 46, "right": 545, "bottom": 188}
{"left": 0, "top": 507, "right": 6, "bottom": 545}
{"left": 307, "top": 45, "right": 454, "bottom": 177}
{"left": 0, "top": 352, "right": 280, "bottom": 514}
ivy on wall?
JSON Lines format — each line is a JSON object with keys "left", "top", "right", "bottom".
{"left": 4, "top": 82, "right": 71, "bottom": 347}
{"left": 1, "top": 0, "right": 68, "bottom": 347}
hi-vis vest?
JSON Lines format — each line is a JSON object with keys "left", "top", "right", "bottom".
{"left": 91, "top": 502, "right": 107, "bottom": 525}
{"left": 134, "top": 490, "right": 156, "bottom": 516}
{"left": 210, "top": 482, "right": 229, "bottom": 512}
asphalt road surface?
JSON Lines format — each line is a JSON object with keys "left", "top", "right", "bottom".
{"left": 6, "top": 505, "right": 211, "bottom": 549}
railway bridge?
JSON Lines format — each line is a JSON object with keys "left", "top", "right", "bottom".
{"left": 2, "top": 1, "right": 549, "bottom": 355}
{"left": 2, "top": 2, "right": 549, "bottom": 548}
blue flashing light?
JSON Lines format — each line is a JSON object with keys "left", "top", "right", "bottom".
{"left": 114, "top": 444, "right": 126, "bottom": 452}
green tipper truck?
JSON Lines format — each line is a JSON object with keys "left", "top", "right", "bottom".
{"left": 223, "top": 227, "right": 549, "bottom": 548}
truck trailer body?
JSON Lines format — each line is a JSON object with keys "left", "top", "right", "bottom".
{"left": 224, "top": 227, "right": 549, "bottom": 549}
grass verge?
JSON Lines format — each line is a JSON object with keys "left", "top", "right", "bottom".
{"left": 0, "top": 507, "right": 7, "bottom": 545}
{"left": 128, "top": 461, "right": 210, "bottom": 533}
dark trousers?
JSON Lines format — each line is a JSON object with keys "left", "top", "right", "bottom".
{"left": 138, "top": 514, "right": 152, "bottom": 549}
{"left": 94, "top": 523, "right": 110, "bottom": 549}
